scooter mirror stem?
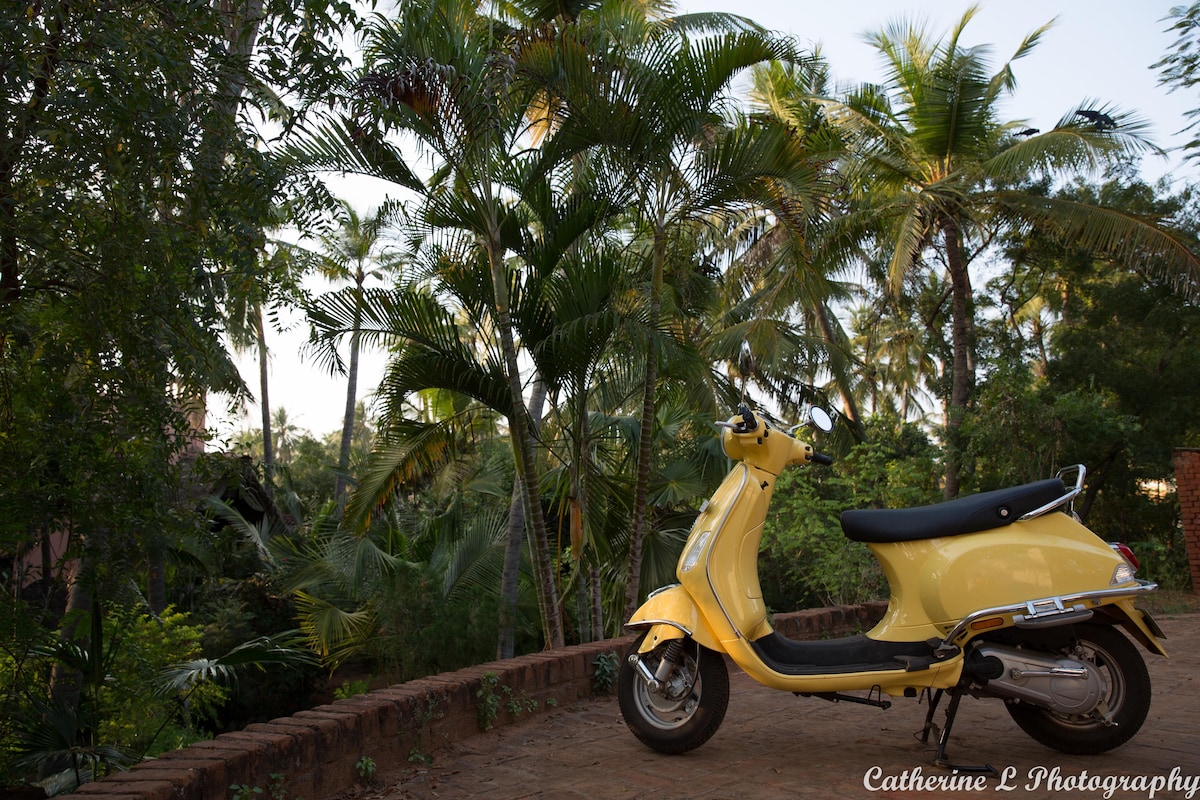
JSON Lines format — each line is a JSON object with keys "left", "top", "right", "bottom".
{"left": 737, "top": 404, "right": 758, "bottom": 432}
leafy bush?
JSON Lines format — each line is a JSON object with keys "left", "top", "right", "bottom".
{"left": 759, "top": 417, "right": 941, "bottom": 610}
{"left": 94, "top": 606, "right": 227, "bottom": 754}
{"left": 1, "top": 604, "right": 224, "bottom": 793}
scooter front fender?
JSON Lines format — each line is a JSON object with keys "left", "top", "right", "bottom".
{"left": 626, "top": 585, "right": 724, "bottom": 654}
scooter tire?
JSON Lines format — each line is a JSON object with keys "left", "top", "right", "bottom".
{"left": 1005, "top": 623, "right": 1151, "bottom": 755}
{"left": 618, "top": 632, "right": 729, "bottom": 755}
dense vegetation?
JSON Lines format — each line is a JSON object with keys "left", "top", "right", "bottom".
{"left": 3, "top": 0, "right": 1200, "bottom": 792}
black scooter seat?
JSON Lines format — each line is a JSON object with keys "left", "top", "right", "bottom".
{"left": 839, "top": 478, "right": 1068, "bottom": 544}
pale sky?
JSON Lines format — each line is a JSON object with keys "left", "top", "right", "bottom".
{"left": 208, "top": 0, "right": 1200, "bottom": 446}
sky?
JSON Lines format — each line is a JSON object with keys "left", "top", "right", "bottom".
{"left": 206, "top": 0, "right": 1199, "bottom": 447}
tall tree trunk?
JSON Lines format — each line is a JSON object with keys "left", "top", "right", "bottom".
{"left": 624, "top": 222, "right": 666, "bottom": 621}
{"left": 487, "top": 232, "right": 563, "bottom": 649}
{"left": 814, "top": 300, "right": 864, "bottom": 436}
{"left": 147, "top": 548, "right": 168, "bottom": 614}
{"left": 590, "top": 564, "right": 604, "bottom": 641}
{"left": 497, "top": 378, "right": 547, "bottom": 659}
{"left": 215, "top": 0, "right": 265, "bottom": 121}
{"left": 1078, "top": 442, "right": 1124, "bottom": 522}
{"left": 42, "top": 543, "right": 96, "bottom": 779}
{"left": 0, "top": 164, "right": 19, "bottom": 304}
{"left": 335, "top": 276, "right": 364, "bottom": 507}
{"left": 942, "top": 216, "right": 975, "bottom": 499}
{"left": 254, "top": 307, "right": 274, "bottom": 498}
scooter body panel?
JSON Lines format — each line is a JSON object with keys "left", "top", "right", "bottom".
{"left": 675, "top": 463, "right": 775, "bottom": 643}
{"left": 867, "top": 512, "right": 1134, "bottom": 643}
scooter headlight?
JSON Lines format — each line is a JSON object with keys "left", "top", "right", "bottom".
{"left": 681, "top": 530, "right": 713, "bottom": 573}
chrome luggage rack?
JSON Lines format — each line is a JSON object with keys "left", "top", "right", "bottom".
{"left": 1019, "top": 464, "right": 1086, "bottom": 521}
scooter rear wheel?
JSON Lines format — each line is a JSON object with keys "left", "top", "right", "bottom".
{"left": 1005, "top": 623, "right": 1151, "bottom": 755}
{"left": 618, "top": 632, "right": 729, "bottom": 754}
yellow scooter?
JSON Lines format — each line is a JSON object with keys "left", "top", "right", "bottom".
{"left": 619, "top": 403, "right": 1167, "bottom": 770}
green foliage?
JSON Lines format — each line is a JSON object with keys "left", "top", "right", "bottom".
{"left": 760, "top": 418, "right": 942, "bottom": 609}
{"left": 231, "top": 784, "right": 264, "bottom": 800}
{"left": 229, "top": 771, "right": 291, "bottom": 800}
{"left": 972, "top": 171, "right": 1200, "bottom": 589}
{"left": 406, "top": 695, "right": 443, "bottom": 765}
{"left": 475, "top": 673, "right": 501, "bottom": 732}
{"left": 355, "top": 756, "right": 376, "bottom": 782}
{"left": 191, "top": 576, "right": 324, "bottom": 728}
{"left": 1, "top": 606, "right": 221, "bottom": 793}
{"left": 591, "top": 652, "right": 620, "bottom": 696}
{"left": 333, "top": 680, "right": 371, "bottom": 700}
{"left": 474, "top": 672, "right": 538, "bottom": 731}
{"left": 98, "top": 608, "right": 227, "bottom": 753}
{"left": 1156, "top": 2, "right": 1200, "bottom": 160}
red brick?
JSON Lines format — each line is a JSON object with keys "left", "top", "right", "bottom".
{"left": 1175, "top": 448, "right": 1200, "bottom": 592}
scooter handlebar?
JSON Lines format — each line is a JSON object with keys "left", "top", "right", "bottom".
{"left": 736, "top": 403, "right": 758, "bottom": 432}
{"left": 809, "top": 452, "right": 834, "bottom": 466}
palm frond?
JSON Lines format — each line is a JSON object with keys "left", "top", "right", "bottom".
{"left": 344, "top": 417, "right": 459, "bottom": 530}
{"left": 993, "top": 190, "right": 1200, "bottom": 298}
{"left": 282, "top": 114, "right": 425, "bottom": 192}
{"left": 154, "top": 633, "right": 317, "bottom": 694}
{"left": 202, "top": 495, "right": 279, "bottom": 569}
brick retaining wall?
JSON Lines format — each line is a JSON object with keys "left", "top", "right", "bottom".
{"left": 1174, "top": 448, "right": 1200, "bottom": 593}
{"left": 57, "top": 602, "right": 886, "bottom": 800}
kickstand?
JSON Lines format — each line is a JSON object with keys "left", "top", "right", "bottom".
{"left": 916, "top": 688, "right": 943, "bottom": 744}
{"left": 916, "top": 687, "right": 998, "bottom": 777}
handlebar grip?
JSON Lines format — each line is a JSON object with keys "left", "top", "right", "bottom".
{"left": 809, "top": 452, "right": 834, "bottom": 466}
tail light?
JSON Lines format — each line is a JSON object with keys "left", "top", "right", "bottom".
{"left": 1109, "top": 542, "right": 1139, "bottom": 585}
{"left": 1110, "top": 542, "right": 1140, "bottom": 571}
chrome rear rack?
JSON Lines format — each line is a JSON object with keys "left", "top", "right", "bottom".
{"left": 1019, "top": 464, "right": 1086, "bottom": 521}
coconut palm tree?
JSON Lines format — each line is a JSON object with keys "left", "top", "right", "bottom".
{"left": 225, "top": 239, "right": 308, "bottom": 496}
{"left": 823, "top": 5, "right": 1200, "bottom": 497}
{"left": 306, "top": 201, "right": 401, "bottom": 506}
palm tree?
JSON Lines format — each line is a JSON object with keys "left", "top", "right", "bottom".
{"left": 739, "top": 56, "right": 870, "bottom": 431}
{"left": 308, "top": 201, "right": 400, "bottom": 506}
{"left": 538, "top": 11, "right": 819, "bottom": 618}
{"left": 225, "top": 240, "right": 307, "bottom": 496}
{"left": 824, "top": 5, "right": 1200, "bottom": 496}
{"left": 849, "top": 297, "right": 938, "bottom": 422}
{"left": 271, "top": 407, "right": 306, "bottom": 465}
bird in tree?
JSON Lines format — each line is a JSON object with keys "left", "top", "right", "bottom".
{"left": 1075, "top": 109, "right": 1117, "bottom": 130}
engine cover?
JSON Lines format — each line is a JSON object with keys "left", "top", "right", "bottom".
{"left": 969, "top": 643, "right": 1106, "bottom": 715}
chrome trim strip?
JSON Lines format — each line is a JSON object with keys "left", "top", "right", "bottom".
{"left": 940, "top": 580, "right": 1158, "bottom": 648}
{"left": 624, "top": 618, "right": 693, "bottom": 636}
{"left": 647, "top": 583, "right": 680, "bottom": 600}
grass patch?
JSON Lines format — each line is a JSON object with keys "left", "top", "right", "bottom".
{"left": 1139, "top": 589, "right": 1200, "bottom": 616}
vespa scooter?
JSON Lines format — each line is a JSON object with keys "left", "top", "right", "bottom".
{"left": 618, "top": 403, "right": 1167, "bottom": 769}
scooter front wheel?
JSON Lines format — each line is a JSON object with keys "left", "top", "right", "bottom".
{"left": 618, "top": 632, "right": 729, "bottom": 754}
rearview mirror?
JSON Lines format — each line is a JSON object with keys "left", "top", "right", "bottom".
{"left": 808, "top": 407, "right": 833, "bottom": 433}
